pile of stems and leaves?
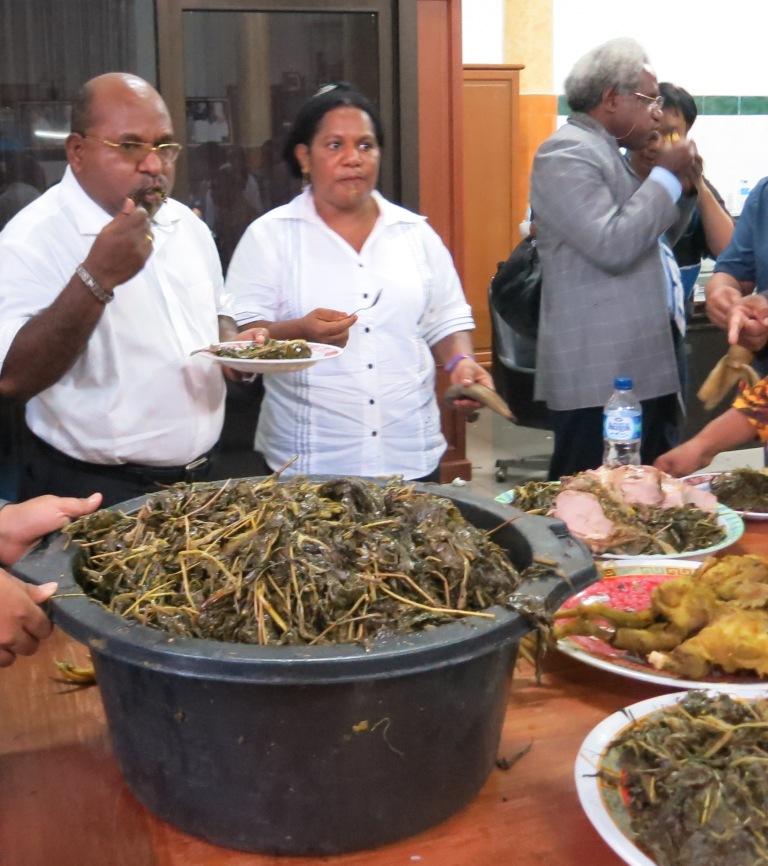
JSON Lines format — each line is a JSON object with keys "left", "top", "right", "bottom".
{"left": 215, "top": 339, "right": 311, "bottom": 360}
{"left": 511, "top": 479, "right": 724, "bottom": 555}
{"left": 64, "top": 476, "right": 526, "bottom": 646}
{"left": 601, "top": 691, "right": 768, "bottom": 866}
{"left": 711, "top": 468, "right": 768, "bottom": 513}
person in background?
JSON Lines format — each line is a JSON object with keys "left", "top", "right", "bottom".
{"left": 225, "top": 83, "right": 492, "bottom": 480}
{"left": 0, "top": 491, "right": 101, "bottom": 667}
{"left": 628, "top": 82, "right": 733, "bottom": 302}
{"left": 530, "top": 38, "right": 697, "bottom": 480}
{"left": 705, "top": 178, "right": 768, "bottom": 371}
{"left": 0, "top": 73, "right": 265, "bottom": 506}
{"left": 655, "top": 376, "right": 768, "bottom": 477}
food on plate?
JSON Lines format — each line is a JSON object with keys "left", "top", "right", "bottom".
{"left": 709, "top": 467, "right": 768, "bottom": 513}
{"left": 213, "top": 338, "right": 312, "bottom": 360}
{"left": 510, "top": 465, "right": 722, "bottom": 555}
{"left": 557, "top": 554, "right": 768, "bottom": 679}
{"left": 64, "top": 476, "right": 528, "bottom": 646}
{"left": 599, "top": 691, "right": 768, "bottom": 866}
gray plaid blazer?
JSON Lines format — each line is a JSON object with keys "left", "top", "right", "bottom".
{"left": 530, "top": 113, "right": 688, "bottom": 411}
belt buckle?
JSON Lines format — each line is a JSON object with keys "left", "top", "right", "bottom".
{"left": 184, "top": 455, "right": 208, "bottom": 476}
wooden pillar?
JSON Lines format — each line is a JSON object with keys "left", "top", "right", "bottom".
{"left": 417, "top": 0, "right": 471, "bottom": 482}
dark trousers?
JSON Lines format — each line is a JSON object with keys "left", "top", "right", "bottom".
{"left": 18, "top": 432, "right": 217, "bottom": 507}
{"left": 547, "top": 392, "right": 680, "bottom": 480}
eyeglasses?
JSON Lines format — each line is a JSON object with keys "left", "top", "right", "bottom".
{"left": 633, "top": 92, "right": 665, "bottom": 112}
{"left": 83, "top": 135, "right": 183, "bottom": 165}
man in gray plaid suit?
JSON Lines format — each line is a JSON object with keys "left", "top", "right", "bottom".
{"left": 531, "top": 38, "right": 698, "bottom": 479}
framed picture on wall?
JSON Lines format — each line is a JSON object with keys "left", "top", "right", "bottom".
{"left": 18, "top": 102, "right": 71, "bottom": 148}
{"left": 186, "top": 98, "right": 231, "bottom": 145}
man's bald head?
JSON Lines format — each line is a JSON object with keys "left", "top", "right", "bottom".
{"left": 66, "top": 72, "right": 176, "bottom": 216}
{"left": 70, "top": 73, "right": 167, "bottom": 135}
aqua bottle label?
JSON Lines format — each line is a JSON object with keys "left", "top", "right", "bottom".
{"left": 604, "top": 410, "right": 641, "bottom": 441}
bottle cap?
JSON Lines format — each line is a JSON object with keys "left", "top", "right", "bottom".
{"left": 614, "top": 377, "right": 632, "bottom": 390}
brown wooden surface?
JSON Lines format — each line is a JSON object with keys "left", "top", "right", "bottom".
{"left": 3, "top": 527, "right": 766, "bottom": 865}
{"left": 461, "top": 65, "right": 524, "bottom": 353}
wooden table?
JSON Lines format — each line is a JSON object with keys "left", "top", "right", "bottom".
{"left": 2, "top": 528, "right": 765, "bottom": 866}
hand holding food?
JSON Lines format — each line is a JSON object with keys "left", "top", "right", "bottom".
{"left": 655, "top": 138, "right": 697, "bottom": 180}
{"left": 81, "top": 197, "right": 154, "bottom": 293}
{"left": 300, "top": 308, "right": 356, "bottom": 347}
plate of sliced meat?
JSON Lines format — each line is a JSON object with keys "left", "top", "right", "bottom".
{"left": 496, "top": 464, "right": 742, "bottom": 558}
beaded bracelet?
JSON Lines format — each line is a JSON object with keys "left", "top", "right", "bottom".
{"left": 76, "top": 264, "right": 114, "bottom": 305}
{"left": 444, "top": 353, "right": 474, "bottom": 373}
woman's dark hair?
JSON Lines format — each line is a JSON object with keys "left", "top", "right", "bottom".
{"left": 659, "top": 82, "right": 698, "bottom": 130}
{"left": 281, "top": 82, "right": 385, "bottom": 178}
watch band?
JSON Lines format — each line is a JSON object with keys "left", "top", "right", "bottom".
{"left": 76, "top": 264, "right": 113, "bottom": 304}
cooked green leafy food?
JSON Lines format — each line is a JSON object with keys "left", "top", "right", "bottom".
{"left": 710, "top": 468, "right": 768, "bottom": 513}
{"left": 215, "top": 339, "right": 312, "bottom": 360}
{"left": 600, "top": 691, "right": 768, "bottom": 866}
{"left": 64, "top": 476, "right": 524, "bottom": 646}
{"left": 508, "top": 467, "right": 724, "bottom": 555}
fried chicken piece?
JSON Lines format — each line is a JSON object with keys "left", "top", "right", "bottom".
{"left": 649, "top": 610, "right": 768, "bottom": 679}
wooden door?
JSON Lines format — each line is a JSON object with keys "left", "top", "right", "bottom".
{"left": 462, "top": 65, "right": 524, "bottom": 356}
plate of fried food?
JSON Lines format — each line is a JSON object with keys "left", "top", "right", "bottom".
{"left": 495, "top": 465, "right": 743, "bottom": 559}
{"left": 555, "top": 555, "right": 768, "bottom": 691}
{"left": 192, "top": 339, "right": 344, "bottom": 373}
{"left": 683, "top": 467, "right": 768, "bottom": 521}
{"left": 576, "top": 689, "right": 768, "bottom": 866}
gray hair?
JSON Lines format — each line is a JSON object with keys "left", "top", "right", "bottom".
{"left": 565, "top": 38, "right": 650, "bottom": 113}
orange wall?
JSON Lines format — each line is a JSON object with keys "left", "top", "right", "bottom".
{"left": 515, "top": 93, "right": 557, "bottom": 221}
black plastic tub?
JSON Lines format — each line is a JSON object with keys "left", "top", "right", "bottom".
{"left": 13, "top": 480, "right": 596, "bottom": 855}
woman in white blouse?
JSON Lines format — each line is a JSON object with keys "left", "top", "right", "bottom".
{"left": 224, "top": 83, "right": 492, "bottom": 480}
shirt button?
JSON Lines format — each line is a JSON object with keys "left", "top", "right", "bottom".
{"left": 369, "top": 398, "right": 375, "bottom": 405}
{"left": 364, "top": 327, "right": 370, "bottom": 333}
{"left": 358, "top": 263, "right": 364, "bottom": 268}
{"left": 372, "top": 431, "right": 378, "bottom": 437}
{"left": 363, "top": 293, "right": 369, "bottom": 299}
{"left": 368, "top": 363, "right": 373, "bottom": 369}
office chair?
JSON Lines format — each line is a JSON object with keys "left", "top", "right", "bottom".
{"left": 488, "top": 287, "right": 552, "bottom": 482}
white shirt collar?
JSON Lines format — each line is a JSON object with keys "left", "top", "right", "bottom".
{"left": 60, "top": 165, "right": 181, "bottom": 236}
{"left": 276, "top": 186, "right": 426, "bottom": 227}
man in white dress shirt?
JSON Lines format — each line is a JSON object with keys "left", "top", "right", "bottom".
{"left": 0, "top": 73, "right": 258, "bottom": 506}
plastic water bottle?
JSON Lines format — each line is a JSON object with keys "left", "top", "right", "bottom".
{"left": 735, "top": 179, "right": 752, "bottom": 216}
{"left": 603, "top": 377, "right": 642, "bottom": 467}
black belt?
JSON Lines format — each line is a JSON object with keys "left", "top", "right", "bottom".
{"left": 29, "top": 432, "right": 214, "bottom": 484}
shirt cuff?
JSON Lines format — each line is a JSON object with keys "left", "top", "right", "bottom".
{"left": 648, "top": 166, "right": 682, "bottom": 203}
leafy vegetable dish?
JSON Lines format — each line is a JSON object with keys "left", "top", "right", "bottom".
{"left": 65, "top": 476, "right": 526, "bottom": 646}
{"left": 214, "top": 338, "right": 312, "bottom": 360}
{"left": 709, "top": 468, "right": 768, "bottom": 513}
{"left": 600, "top": 691, "right": 768, "bottom": 866}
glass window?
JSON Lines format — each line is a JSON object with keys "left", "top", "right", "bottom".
{"left": 182, "top": 9, "right": 380, "bottom": 271}
{"left": 0, "top": 0, "right": 156, "bottom": 230}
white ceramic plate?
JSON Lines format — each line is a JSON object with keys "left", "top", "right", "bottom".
{"left": 557, "top": 558, "right": 766, "bottom": 693}
{"left": 575, "top": 690, "right": 768, "bottom": 866}
{"left": 683, "top": 470, "right": 768, "bottom": 521}
{"left": 495, "top": 487, "right": 744, "bottom": 560}
{"left": 193, "top": 341, "right": 344, "bottom": 374}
